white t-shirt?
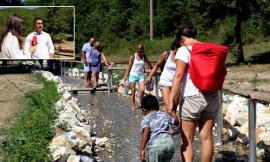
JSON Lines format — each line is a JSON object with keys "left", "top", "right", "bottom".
{"left": 129, "top": 53, "right": 145, "bottom": 76}
{"left": 175, "top": 46, "right": 199, "bottom": 97}
{"left": 159, "top": 50, "right": 176, "bottom": 87}
{"left": 1, "top": 32, "right": 29, "bottom": 59}
{"left": 24, "top": 31, "right": 54, "bottom": 59}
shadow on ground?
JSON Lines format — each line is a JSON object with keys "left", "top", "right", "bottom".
{"left": 249, "top": 51, "right": 270, "bottom": 64}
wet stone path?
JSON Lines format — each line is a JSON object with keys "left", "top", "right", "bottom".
{"left": 74, "top": 92, "right": 249, "bottom": 162}
{"left": 62, "top": 76, "right": 249, "bottom": 162}
{"left": 75, "top": 92, "right": 183, "bottom": 162}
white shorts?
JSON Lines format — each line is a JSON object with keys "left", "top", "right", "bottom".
{"left": 159, "top": 80, "right": 172, "bottom": 89}
{"left": 83, "top": 63, "right": 91, "bottom": 72}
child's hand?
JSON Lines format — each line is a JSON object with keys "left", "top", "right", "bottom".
{"left": 145, "top": 77, "right": 151, "bottom": 84}
{"left": 140, "top": 150, "right": 146, "bottom": 162}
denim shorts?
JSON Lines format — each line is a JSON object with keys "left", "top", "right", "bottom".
{"left": 128, "top": 75, "right": 145, "bottom": 83}
{"left": 148, "top": 137, "right": 174, "bottom": 162}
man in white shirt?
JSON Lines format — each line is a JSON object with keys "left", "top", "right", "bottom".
{"left": 81, "top": 37, "right": 95, "bottom": 86}
{"left": 24, "top": 18, "right": 54, "bottom": 59}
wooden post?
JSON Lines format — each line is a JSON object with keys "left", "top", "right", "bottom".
{"left": 108, "top": 69, "right": 113, "bottom": 93}
{"left": 60, "top": 61, "right": 63, "bottom": 76}
{"left": 124, "top": 81, "right": 128, "bottom": 96}
{"left": 248, "top": 99, "right": 257, "bottom": 162}
{"left": 102, "top": 67, "right": 105, "bottom": 82}
{"left": 216, "top": 90, "right": 223, "bottom": 146}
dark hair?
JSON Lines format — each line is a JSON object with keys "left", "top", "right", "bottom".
{"left": 94, "top": 41, "right": 102, "bottom": 52}
{"left": 34, "top": 17, "right": 43, "bottom": 24}
{"left": 0, "top": 14, "right": 23, "bottom": 49}
{"left": 141, "top": 95, "right": 159, "bottom": 111}
{"left": 176, "top": 25, "right": 197, "bottom": 41}
{"left": 171, "top": 38, "right": 181, "bottom": 50}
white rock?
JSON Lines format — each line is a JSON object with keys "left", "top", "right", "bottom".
{"left": 63, "top": 91, "right": 71, "bottom": 100}
{"left": 224, "top": 95, "right": 248, "bottom": 126}
{"left": 79, "top": 155, "right": 94, "bottom": 162}
{"left": 95, "top": 137, "right": 109, "bottom": 147}
{"left": 257, "top": 148, "right": 265, "bottom": 157}
{"left": 49, "top": 135, "right": 77, "bottom": 148}
{"left": 42, "top": 71, "right": 54, "bottom": 79}
{"left": 47, "top": 76, "right": 62, "bottom": 84}
{"left": 235, "top": 112, "right": 248, "bottom": 126}
{"left": 49, "top": 146, "right": 76, "bottom": 161}
{"left": 81, "top": 145, "right": 92, "bottom": 155}
{"left": 55, "top": 99, "right": 66, "bottom": 110}
{"left": 67, "top": 100, "right": 80, "bottom": 113}
{"left": 261, "top": 130, "right": 270, "bottom": 145}
{"left": 59, "top": 111, "right": 79, "bottom": 127}
{"left": 67, "top": 155, "right": 80, "bottom": 162}
{"left": 237, "top": 122, "right": 266, "bottom": 144}
{"left": 72, "top": 125, "right": 91, "bottom": 141}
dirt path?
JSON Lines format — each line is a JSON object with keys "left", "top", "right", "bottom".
{"left": 0, "top": 74, "right": 42, "bottom": 144}
{"left": 225, "top": 64, "right": 270, "bottom": 93}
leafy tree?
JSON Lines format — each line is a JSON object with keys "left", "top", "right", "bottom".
{"left": 0, "top": 0, "right": 21, "bottom": 5}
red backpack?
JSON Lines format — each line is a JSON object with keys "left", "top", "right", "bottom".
{"left": 188, "top": 43, "right": 228, "bottom": 93}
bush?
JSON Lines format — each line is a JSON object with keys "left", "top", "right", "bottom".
{"left": 1, "top": 74, "right": 60, "bottom": 162}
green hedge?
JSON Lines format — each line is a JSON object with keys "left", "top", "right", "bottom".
{"left": 1, "top": 74, "right": 61, "bottom": 162}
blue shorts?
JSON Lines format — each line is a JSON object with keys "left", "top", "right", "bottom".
{"left": 128, "top": 75, "right": 145, "bottom": 83}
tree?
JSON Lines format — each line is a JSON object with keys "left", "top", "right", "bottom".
{"left": 0, "top": 0, "right": 21, "bottom": 5}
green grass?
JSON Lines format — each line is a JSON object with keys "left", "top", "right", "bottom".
{"left": 243, "top": 41, "right": 270, "bottom": 60}
{"left": 104, "top": 37, "right": 173, "bottom": 62}
{"left": 1, "top": 73, "right": 61, "bottom": 162}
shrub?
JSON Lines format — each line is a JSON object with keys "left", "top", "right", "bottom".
{"left": 1, "top": 74, "right": 61, "bottom": 162}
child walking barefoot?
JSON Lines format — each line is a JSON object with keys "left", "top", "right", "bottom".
{"left": 140, "top": 95, "right": 179, "bottom": 162}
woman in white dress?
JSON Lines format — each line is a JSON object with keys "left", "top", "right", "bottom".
{"left": 0, "top": 14, "right": 32, "bottom": 59}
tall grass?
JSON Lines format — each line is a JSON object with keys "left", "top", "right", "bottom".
{"left": 1, "top": 74, "right": 60, "bottom": 162}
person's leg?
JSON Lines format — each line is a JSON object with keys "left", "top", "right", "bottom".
{"left": 129, "top": 82, "right": 136, "bottom": 110}
{"left": 88, "top": 71, "right": 92, "bottom": 85}
{"left": 198, "top": 92, "right": 218, "bottom": 162}
{"left": 163, "top": 137, "right": 175, "bottom": 162}
{"left": 83, "top": 64, "right": 90, "bottom": 86}
{"left": 198, "top": 117, "right": 215, "bottom": 162}
{"left": 160, "top": 88, "right": 170, "bottom": 112}
{"left": 96, "top": 72, "right": 100, "bottom": 86}
{"left": 138, "top": 81, "right": 145, "bottom": 108}
{"left": 92, "top": 72, "right": 97, "bottom": 88}
{"left": 84, "top": 72, "right": 89, "bottom": 86}
{"left": 181, "top": 120, "right": 197, "bottom": 162}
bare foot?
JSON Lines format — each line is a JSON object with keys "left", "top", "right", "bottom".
{"left": 131, "top": 105, "right": 135, "bottom": 111}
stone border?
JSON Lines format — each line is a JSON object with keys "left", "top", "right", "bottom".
{"left": 40, "top": 71, "right": 110, "bottom": 162}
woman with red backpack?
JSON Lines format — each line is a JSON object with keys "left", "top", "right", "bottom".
{"left": 168, "top": 25, "right": 224, "bottom": 162}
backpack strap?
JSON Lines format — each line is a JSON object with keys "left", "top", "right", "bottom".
{"left": 165, "top": 50, "right": 170, "bottom": 61}
{"left": 185, "top": 46, "right": 191, "bottom": 53}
